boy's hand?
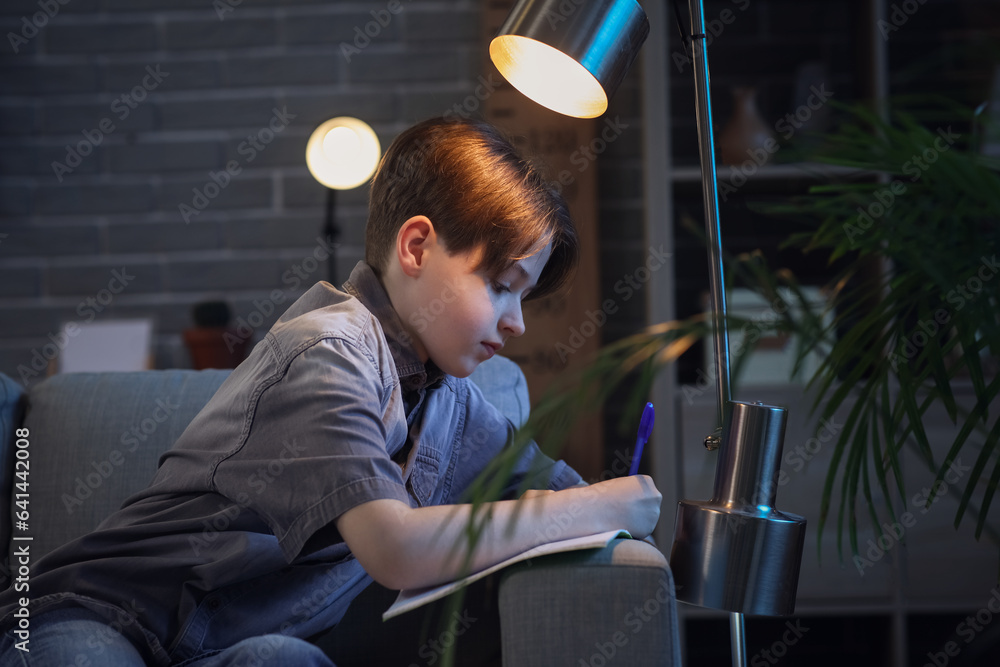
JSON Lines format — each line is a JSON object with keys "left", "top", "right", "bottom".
{"left": 586, "top": 475, "right": 662, "bottom": 539}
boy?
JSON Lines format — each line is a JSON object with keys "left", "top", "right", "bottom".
{"left": 0, "top": 117, "right": 661, "bottom": 666}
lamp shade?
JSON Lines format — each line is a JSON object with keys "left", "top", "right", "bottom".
{"left": 669, "top": 401, "right": 806, "bottom": 616}
{"left": 305, "top": 117, "right": 381, "bottom": 190}
{"left": 489, "top": 0, "right": 648, "bottom": 118}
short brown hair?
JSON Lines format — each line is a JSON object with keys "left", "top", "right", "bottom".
{"left": 365, "top": 117, "right": 577, "bottom": 301}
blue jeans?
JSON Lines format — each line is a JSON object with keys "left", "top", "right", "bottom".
{"left": 0, "top": 608, "right": 335, "bottom": 667}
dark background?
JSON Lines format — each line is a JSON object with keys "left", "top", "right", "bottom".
{"left": 2, "top": 1, "right": 999, "bottom": 665}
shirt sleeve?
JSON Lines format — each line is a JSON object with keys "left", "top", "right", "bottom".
{"left": 447, "top": 379, "right": 583, "bottom": 503}
{"left": 214, "top": 336, "right": 412, "bottom": 563}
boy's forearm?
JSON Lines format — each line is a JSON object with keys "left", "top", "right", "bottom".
{"left": 336, "top": 482, "right": 623, "bottom": 591}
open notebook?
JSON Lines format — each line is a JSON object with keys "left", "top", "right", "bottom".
{"left": 382, "top": 529, "right": 631, "bottom": 620}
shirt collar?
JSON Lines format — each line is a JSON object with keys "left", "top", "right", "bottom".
{"left": 342, "top": 261, "right": 444, "bottom": 392}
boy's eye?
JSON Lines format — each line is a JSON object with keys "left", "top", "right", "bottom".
{"left": 491, "top": 282, "right": 511, "bottom": 294}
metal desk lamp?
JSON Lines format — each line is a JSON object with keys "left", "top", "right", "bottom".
{"left": 305, "top": 117, "right": 381, "bottom": 284}
{"left": 489, "top": 1, "right": 807, "bottom": 664}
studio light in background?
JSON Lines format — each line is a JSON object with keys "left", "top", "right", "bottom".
{"left": 491, "top": 1, "right": 806, "bottom": 666}
{"left": 306, "top": 116, "right": 381, "bottom": 284}
{"left": 490, "top": 0, "right": 648, "bottom": 118}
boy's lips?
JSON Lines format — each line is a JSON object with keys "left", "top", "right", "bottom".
{"left": 482, "top": 341, "right": 503, "bottom": 357}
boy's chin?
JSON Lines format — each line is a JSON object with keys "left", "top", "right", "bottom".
{"left": 434, "top": 357, "right": 478, "bottom": 379}
{"left": 446, "top": 365, "right": 476, "bottom": 379}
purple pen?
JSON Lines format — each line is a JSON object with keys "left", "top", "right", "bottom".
{"left": 628, "top": 402, "right": 655, "bottom": 476}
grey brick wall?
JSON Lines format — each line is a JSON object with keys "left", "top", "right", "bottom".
{"left": 0, "top": 0, "right": 527, "bottom": 382}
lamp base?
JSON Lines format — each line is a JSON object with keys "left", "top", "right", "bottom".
{"left": 670, "top": 499, "right": 806, "bottom": 616}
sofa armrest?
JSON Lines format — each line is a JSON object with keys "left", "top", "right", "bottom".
{"left": 498, "top": 539, "right": 681, "bottom": 667}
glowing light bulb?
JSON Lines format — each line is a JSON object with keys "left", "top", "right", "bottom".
{"left": 306, "top": 117, "right": 381, "bottom": 190}
{"left": 322, "top": 126, "right": 362, "bottom": 162}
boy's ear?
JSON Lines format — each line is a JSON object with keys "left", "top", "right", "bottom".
{"left": 395, "top": 215, "right": 436, "bottom": 278}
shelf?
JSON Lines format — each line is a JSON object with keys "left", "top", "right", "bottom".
{"left": 669, "top": 162, "right": 870, "bottom": 184}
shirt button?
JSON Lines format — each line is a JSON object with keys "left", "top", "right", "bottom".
{"left": 207, "top": 597, "right": 221, "bottom": 611}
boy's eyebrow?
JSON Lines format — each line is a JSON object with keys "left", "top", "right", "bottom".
{"left": 511, "top": 263, "right": 530, "bottom": 280}
{"left": 510, "top": 262, "right": 543, "bottom": 294}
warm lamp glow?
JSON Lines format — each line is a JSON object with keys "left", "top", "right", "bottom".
{"left": 490, "top": 35, "right": 608, "bottom": 119}
{"left": 323, "top": 126, "right": 362, "bottom": 163}
{"left": 489, "top": 0, "right": 647, "bottom": 120}
{"left": 306, "top": 117, "right": 381, "bottom": 190}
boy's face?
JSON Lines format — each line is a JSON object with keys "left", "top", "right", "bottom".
{"left": 405, "top": 240, "right": 552, "bottom": 379}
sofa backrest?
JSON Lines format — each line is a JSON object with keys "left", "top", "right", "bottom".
{"left": 0, "top": 355, "right": 529, "bottom": 589}
{"left": 2, "top": 369, "right": 231, "bottom": 589}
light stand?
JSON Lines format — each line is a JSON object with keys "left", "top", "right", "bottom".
{"left": 489, "top": 1, "right": 807, "bottom": 665}
{"left": 324, "top": 187, "right": 338, "bottom": 284}
{"left": 666, "top": 2, "right": 806, "bottom": 665}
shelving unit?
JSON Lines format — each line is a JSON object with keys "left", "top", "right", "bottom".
{"left": 641, "top": 1, "right": 1000, "bottom": 665}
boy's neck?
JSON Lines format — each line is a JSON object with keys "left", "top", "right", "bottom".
{"left": 378, "top": 261, "right": 431, "bottom": 365}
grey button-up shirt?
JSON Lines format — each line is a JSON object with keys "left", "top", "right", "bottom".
{"left": 0, "top": 262, "right": 581, "bottom": 665}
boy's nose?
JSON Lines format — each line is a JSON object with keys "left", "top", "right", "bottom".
{"left": 501, "top": 303, "right": 525, "bottom": 338}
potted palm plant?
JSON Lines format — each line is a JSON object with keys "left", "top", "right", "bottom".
{"left": 464, "top": 100, "right": 1000, "bottom": 569}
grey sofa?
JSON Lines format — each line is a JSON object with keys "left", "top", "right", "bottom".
{"left": 0, "top": 355, "right": 680, "bottom": 666}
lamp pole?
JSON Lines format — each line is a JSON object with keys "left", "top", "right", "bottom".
{"left": 683, "top": 0, "right": 744, "bottom": 662}
{"left": 324, "top": 187, "right": 338, "bottom": 285}
{"left": 686, "top": 0, "right": 732, "bottom": 428}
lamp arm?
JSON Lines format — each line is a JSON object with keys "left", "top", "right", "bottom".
{"left": 686, "top": 0, "right": 732, "bottom": 426}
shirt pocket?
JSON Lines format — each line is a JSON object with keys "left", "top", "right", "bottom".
{"left": 408, "top": 451, "right": 441, "bottom": 507}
